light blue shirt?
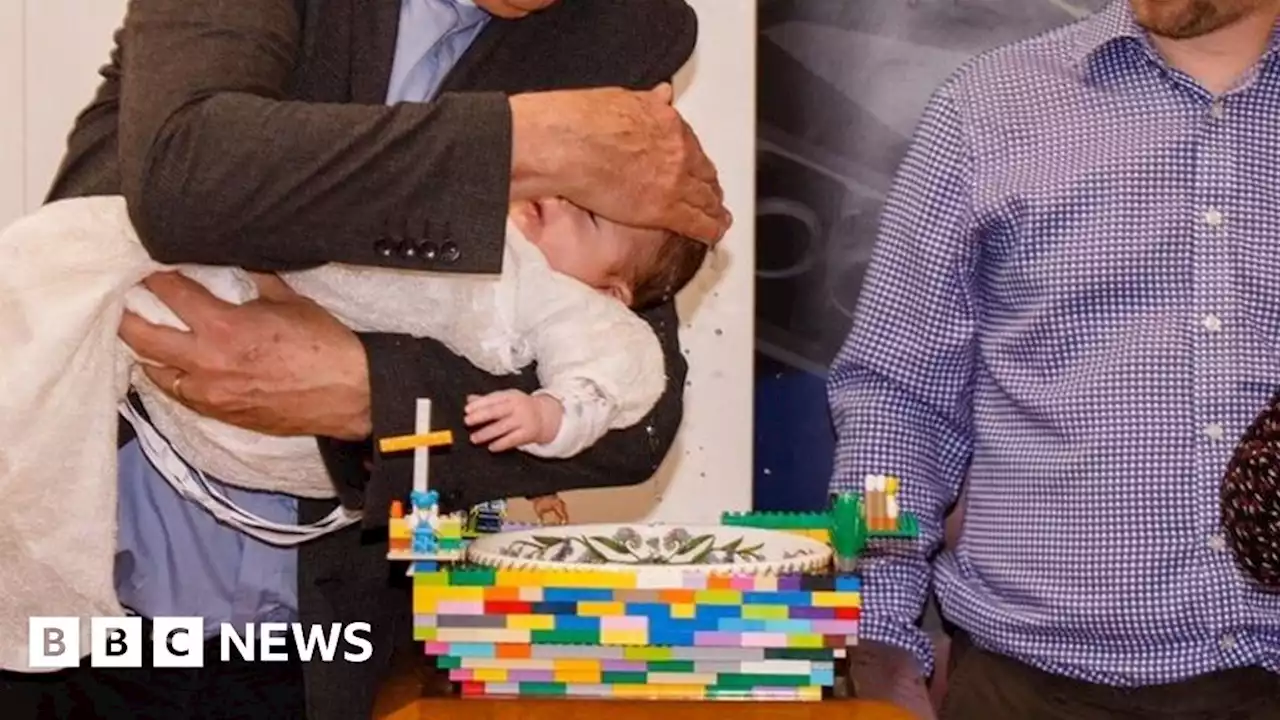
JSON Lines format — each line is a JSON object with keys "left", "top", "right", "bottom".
{"left": 115, "top": 0, "right": 491, "bottom": 637}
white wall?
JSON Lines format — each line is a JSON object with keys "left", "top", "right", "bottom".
{"left": 2, "top": 0, "right": 128, "bottom": 216}
{"left": 1, "top": 0, "right": 756, "bottom": 526}
{"left": 0, "top": 0, "right": 28, "bottom": 224}
{"left": 532, "top": 0, "right": 756, "bottom": 525}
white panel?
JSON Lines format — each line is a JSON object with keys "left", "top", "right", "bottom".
{"left": 510, "top": 0, "right": 758, "bottom": 526}
{"left": 0, "top": 0, "right": 24, "bottom": 225}
{"left": 23, "top": 0, "right": 128, "bottom": 208}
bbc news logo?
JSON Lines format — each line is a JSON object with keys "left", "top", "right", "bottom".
{"left": 29, "top": 617, "right": 373, "bottom": 668}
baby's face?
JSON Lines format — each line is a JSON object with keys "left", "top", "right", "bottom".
{"left": 511, "top": 198, "right": 664, "bottom": 307}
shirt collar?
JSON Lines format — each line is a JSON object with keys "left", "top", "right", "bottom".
{"left": 1070, "top": 0, "right": 1280, "bottom": 77}
{"left": 1068, "top": 0, "right": 1145, "bottom": 71}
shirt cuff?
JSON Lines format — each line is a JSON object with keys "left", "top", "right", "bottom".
{"left": 856, "top": 555, "right": 937, "bottom": 676}
{"left": 518, "top": 389, "right": 581, "bottom": 458}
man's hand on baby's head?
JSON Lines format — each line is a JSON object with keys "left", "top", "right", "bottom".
{"left": 464, "top": 390, "right": 563, "bottom": 452}
{"left": 508, "top": 84, "right": 731, "bottom": 244}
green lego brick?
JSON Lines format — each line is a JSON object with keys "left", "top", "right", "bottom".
{"left": 764, "top": 648, "right": 843, "bottom": 661}
{"left": 647, "top": 660, "right": 696, "bottom": 673}
{"left": 439, "top": 538, "right": 464, "bottom": 550}
{"left": 601, "top": 671, "right": 649, "bottom": 684}
{"left": 531, "top": 629, "right": 600, "bottom": 645}
{"left": 829, "top": 493, "right": 862, "bottom": 559}
{"left": 447, "top": 566, "right": 497, "bottom": 586}
{"left": 620, "top": 647, "right": 672, "bottom": 661}
{"left": 437, "top": 656, "right": 462, "bottom": 669}
{"left": 412, "top": 571, "right": 450, "bottom": 586}
{"left": 715, "top": 673, "right": 814, "bottom": 689}
{"left": 520, "top": 682, "right": 568, "bottom": 696}
{"left": 720, "top": 510, "right": 832, "bottom": 530}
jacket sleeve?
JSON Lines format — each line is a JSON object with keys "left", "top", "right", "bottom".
{"left": 116, "top": 0, "right": 510, "bottom": 273}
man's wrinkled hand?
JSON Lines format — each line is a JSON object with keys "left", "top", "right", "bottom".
{"left": 509, "top": 83, "right": 732, "bottom": 244}
{"left": 119, "top": 271, "right": 373, "bottom": 440}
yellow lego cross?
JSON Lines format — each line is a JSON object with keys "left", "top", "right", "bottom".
{"left": 377, "top": 430, "right": 454, "bottom": 454}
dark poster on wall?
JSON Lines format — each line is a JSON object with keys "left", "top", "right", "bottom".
{"left": 753, "top": 0, "right": 1109, "bottom": 510}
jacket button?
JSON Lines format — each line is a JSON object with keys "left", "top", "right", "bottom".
{"left": 373, "top": 238, "right": 396, "bottom": 257}
{"left": 440, "top": 241, "right": 460, "bottom": 263}
{"left": 415, "top": 241, "right": 438, "bottom": 260}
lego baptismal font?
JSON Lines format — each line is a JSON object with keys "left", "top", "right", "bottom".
{"left": 373, "top": 400, "right": 918, "bottom": 717}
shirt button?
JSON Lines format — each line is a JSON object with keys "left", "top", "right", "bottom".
{"left": 1203, "top": 208, "right": 1224, "bottom": 227}
{"left": 1210, "top": 99, "right": 1225, "bottom": 119}
{"left": 1207, "top": 534, "right": 1226, "bottom": 551}
{"left": 1202, "top": 314, "right": 1222, "bottom": 332}
{"left": 1220, "top": 633, "right": 1237, "bottom": 651}
{"left": 1204, "top": 423, "right": 1225, "bottom": 441}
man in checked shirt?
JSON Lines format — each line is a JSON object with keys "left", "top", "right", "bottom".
{"left": 831, "top": 0, "right": 1280, "bottom": 718}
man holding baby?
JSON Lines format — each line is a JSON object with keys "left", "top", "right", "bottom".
{"left": 0, "top": 1, "right": 729, "bottom": 719}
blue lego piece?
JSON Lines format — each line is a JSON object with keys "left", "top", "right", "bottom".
{"left": 412, "top": 526, "right": 438, "bottom": 554}
{"left": 410, "top": 489, "right": 439, "bottom": 512}
{"left": 408, "top": 489, "right": 441, "bottom": 554}
{"left": 555, "top": 616, "right": 601, "bottom": 632}
{"left": 835, "top": 575, "right": 862, "bottom": 592}
{"left": 543, "top": 588, "right": 617, "bottom": 603}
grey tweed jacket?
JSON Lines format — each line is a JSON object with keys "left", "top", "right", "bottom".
{"left": 45, "top": 0, "right": 697, "bottom": 716}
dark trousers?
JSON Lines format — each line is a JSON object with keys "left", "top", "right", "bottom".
{"left": 942, "top": 632, "right": 1280, "bottom": 720}
{"left": 0, "top": 621, "right": 305, "bottom": 720}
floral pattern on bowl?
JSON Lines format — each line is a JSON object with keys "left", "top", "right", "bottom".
{"left": 465, "top": 523, "right": 832, "bottom": 576}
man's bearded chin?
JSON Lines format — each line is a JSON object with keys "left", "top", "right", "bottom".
{"left": 1131, "top": 0, "right": 1255, "bottom": 39}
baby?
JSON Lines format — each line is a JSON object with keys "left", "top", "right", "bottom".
{"left": 464, "top": 198, "right": 707, "bottom": 527}
{"left": 460, "top": 197, "right": 707, "bottom": 453}
{"left": 124, "top": 196, "right": 709, "bottom": 496}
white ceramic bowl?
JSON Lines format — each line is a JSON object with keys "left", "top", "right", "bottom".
{"left": 465, "top": 522, "right": 832, "bottom": 576}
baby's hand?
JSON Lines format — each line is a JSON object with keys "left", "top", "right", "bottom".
{"left": 464, "top": 390, "right": 564, "bottom": 452}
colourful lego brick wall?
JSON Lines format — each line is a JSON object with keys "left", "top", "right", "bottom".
{"left": 409, "top": 565, "right": 860, "bottom": 702}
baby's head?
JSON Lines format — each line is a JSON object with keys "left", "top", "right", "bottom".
{"left": 511, "top": 198, "right": 708, "bottom": 309}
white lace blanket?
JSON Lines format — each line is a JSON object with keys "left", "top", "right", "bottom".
{"left": 0, "top": 196, "right": 665, "bottom": 671}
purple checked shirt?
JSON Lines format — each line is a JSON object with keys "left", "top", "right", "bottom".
{"left": 828, "top": 0, "right": 1280, "bottom": 686}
